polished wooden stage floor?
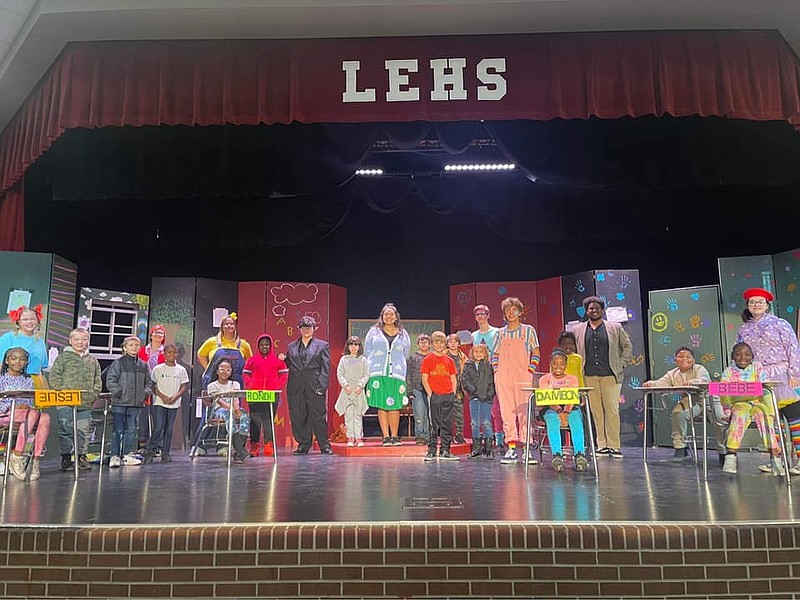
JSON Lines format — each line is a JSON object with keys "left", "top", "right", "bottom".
{"left": 1, "top": 446, "right": 797, "bottom": 525}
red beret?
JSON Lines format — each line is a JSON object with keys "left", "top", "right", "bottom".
{"left": 743, "top": 288, "right": 774, "bottom": 302}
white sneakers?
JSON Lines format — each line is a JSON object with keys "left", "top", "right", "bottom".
{"left": 8, "top": 453, "right": 26, "bottom": 481}
{"left": 30, "top": 458, "right": 41, "bottom": 481}
{"left": 722, "top": 453, "right": 737, "bottom": 474}
{"left": 500, "top": 448, "right": 518, "bottom": 464}
{"left": 109, "top": 453, "right": 143, "bottom": 467}
{"left": 122, "top": 453, "right": 143, "bottom": 466}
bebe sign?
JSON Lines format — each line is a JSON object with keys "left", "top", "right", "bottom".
{"left": 342, "top": 58, "right": 507, "bottom": 103}
{"left": 708, "top": 381, "right": 763, "bottom": 397}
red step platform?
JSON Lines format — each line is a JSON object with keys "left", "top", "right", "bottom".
{"left": 331, "top": 438, "right": 471, "bottom": 457}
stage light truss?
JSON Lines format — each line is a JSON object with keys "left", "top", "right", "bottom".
{"left": 443, "top": 163, "right": 516, "bottom": 172}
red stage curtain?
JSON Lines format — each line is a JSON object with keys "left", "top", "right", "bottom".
{"left": 1, "top": 30, "right": 800, "bottom": 224}
{"left": 0, "top": 181, "right": 24, "bottom": 251}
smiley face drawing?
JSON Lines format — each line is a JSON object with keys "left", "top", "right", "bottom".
{"left": 651, "top": 312, "right": 668, "bottom": 333}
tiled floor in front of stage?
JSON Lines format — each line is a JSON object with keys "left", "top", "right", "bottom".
{"left": 0, "top": 448, "right": 797, "bottom": 525}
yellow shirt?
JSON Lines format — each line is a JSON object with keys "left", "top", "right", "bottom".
{"left": 565, "top": 353, "right": 585, "bottom": 387}
{"left": 197, "top": 336, "right": 253, "bottom": 363}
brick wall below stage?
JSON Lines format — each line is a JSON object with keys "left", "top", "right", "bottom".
{"left": 0, "top": 523, "right": 799, "bottom": 598}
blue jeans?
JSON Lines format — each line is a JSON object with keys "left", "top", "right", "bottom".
{"left": 543, "top": 408, "right": 585, "bottom": 455}
{"left": 56, "top": 407, "right": 92, "bottom": 455}
{"left": 469, "top": 398, "right": 493, "bottom": 439}
{"left": 111, "top": 406, "right": 141, "bottom": 457}
{"left": 147, "top": 405, "right": 179, "bottom": 454}
{"left": 411, "top": 389, "right": 429, "bottom": 438}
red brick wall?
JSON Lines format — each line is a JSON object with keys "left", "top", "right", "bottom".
{"left": 1, "top": 523, "right": 798, "bottom": 598}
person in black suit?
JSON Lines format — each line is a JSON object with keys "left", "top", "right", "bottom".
{"left": 286, "top": 315, "right": 332, "bottom": 455}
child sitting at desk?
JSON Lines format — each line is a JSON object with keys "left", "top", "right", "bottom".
{"left": 720, "top": 342, "right": 782, "bottom": 476}
{"left": 538, "top": 349, "right": 588, "bottom": 472}
{"left": 643, "top": 346, "right": 723, "bottom": 463}
{"left": 207, "top": 358, "right": 251, "bottom": 463}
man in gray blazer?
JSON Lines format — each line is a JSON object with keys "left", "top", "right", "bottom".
{"left": 286, "top": 316, "right": 332, "bottom": 455}
{"left": 572, "top": 296, "right": 633, "bottom": 458}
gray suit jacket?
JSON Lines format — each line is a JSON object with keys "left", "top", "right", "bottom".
{"left": 572, "top": 320, "right": 633, "bottom": 384}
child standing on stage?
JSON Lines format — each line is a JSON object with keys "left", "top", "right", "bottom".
{"left": 106, "top": 336, "right": 151, "bottom": 467}
{"left": 539, "top": 349, "right": 588, "bottom": 472}
{"left": 208, "top": 358, "right": 250, "bottom": 463}
{"left": 492, "top": 297, "right": 541, "bottom": 466}
{"left": 406, "top": 334, "right": 432, "bottom": 445}
{"left": 721, "top": 342, "right": 783, "bottom": 475}
{"left": 557, "top": 330, "right": 585, "bottom": 387}
{"left": 48, "top": 328, "right": 102, "bottom": 472}
{"left": 243, "top": 334, "right": 288, "bottom": 456}
{"left": 0, "top": 347, "right": 51, "bottom": 481}
{"left": 421, "top": 331, "right": 459, "bottom": 462}
{"left": 472, "top": 305, "right": 503, "bottom": 453}
{"left": 446, "top": 334, "right": 468, "bottom": 443}
{"left": 461, "top": 343, "right": 496, "bottom": 459}
{"left": 144, "top": 343, "right": 189, "bottom": 464}
{"left": 334, "top": 336, "right": 369, "bottom": 446}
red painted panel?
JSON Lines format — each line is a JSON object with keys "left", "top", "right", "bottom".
{"left": 237, "top": 281, "right": 267, "bottom": 347}
{"left": 327, "top": 285, "right": 348, "bottom": 435}
{"left": 449, "top": 283, "right": 477, "bottom": 333}
{"left": 264, "top": 281, "right": 347, "bottom": 447}
{"left": 535, "top": 276, "right": 565, "bottom": 371}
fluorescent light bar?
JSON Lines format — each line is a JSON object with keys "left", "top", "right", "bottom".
{"left": 355, "top": 168, "right": 384, "bottom": 176}
{"left": 443, "top": 163, "right": 516, "bottom": 172}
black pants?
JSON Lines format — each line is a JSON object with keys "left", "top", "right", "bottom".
{"left": 288, "top": 388, "right": 330, "bottom": 450}
{"left": 250, "top": 406, "right": 274, "bottom": 444}
{"left": 428, "top": 392, "right": 455, "bottom": 452}
{"left": 232, "top": 432, "right": 248, "bottom": 459}
{"left": 146, "top": 405, "right": 178, "bottom": 454}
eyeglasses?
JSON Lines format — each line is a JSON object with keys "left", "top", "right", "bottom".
{"left": 747, "top": 300, "right": 768, "bottom": 306}
{"left": 474, "top": 312, "right": 489, "bottom": 317}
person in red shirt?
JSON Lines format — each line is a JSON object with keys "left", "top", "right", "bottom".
{"left": 242, "top": 333, "right": 288, "bottom": 457}
{"left": 421, "top": 331, "right": 459, "bottom": 462}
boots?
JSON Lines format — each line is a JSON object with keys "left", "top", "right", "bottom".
{"left": 60, "top": 453, "right": 73, "bottom": 472}
{"left": 468, "top": 438, "right": 482, "bottom": 459}
{"left": 483, "top": 436, "right": 494, "bottom": 459}
{"left": 251, "top": 442, "right": 262, "bottom": 457}
{"left": 263, "top": 441, "right": 274, "bottom": 457}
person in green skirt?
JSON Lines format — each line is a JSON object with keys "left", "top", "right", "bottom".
{"left": 364, "top": 303, "right": 411, "bottom": 446}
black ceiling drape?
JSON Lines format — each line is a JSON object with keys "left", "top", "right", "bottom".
{"left": 31, "top": 116, "right": 800, "bottom": 252}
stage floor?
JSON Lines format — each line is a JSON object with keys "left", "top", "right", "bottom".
{"left": 1, "top": 447, "right": 798, "bottom": 526}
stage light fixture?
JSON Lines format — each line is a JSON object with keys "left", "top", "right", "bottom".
{"left": 355, "top": 168, "right": 384, "bottom": 176}
{"left": 443, "top": 162, "right": 515, "bottom": 172}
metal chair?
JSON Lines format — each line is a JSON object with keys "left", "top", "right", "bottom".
{"left": 534, "top": 404, "right": 599, "bottom": 478}
{"left": 0, "top": 390, "right": 37, "bottom": 484}
{"left": 188, "top": 396, "right": 230, "bottom": 459}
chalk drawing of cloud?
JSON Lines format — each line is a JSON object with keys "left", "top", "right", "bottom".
{"left": 270, "top": 283, "right": 319, "bottom": 305}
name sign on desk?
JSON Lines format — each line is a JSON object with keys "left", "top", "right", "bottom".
{"left": 34, "top": 389, "right": 82, "bottom": 407}
{"left": 246, "top": 390, "right": 278, "bottom": 404}
{"left": 708, "top": 382, "right": 763, "bottom": 396}
{"left": 534, "top": 388, "right": 580, "bottom": 406}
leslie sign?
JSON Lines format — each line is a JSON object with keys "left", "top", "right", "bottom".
{"left": 34, "top": 390, "right": 83, "bottom": 408}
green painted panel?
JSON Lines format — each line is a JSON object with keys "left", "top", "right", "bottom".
{"left": 718, "top": 255, "right": 774, "bottom": 359}
{"left": 648, "top": 285, "right": 724, "bottom": 446}
{"left": 773, "top": 248, "right": 800, "bottom": 334}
